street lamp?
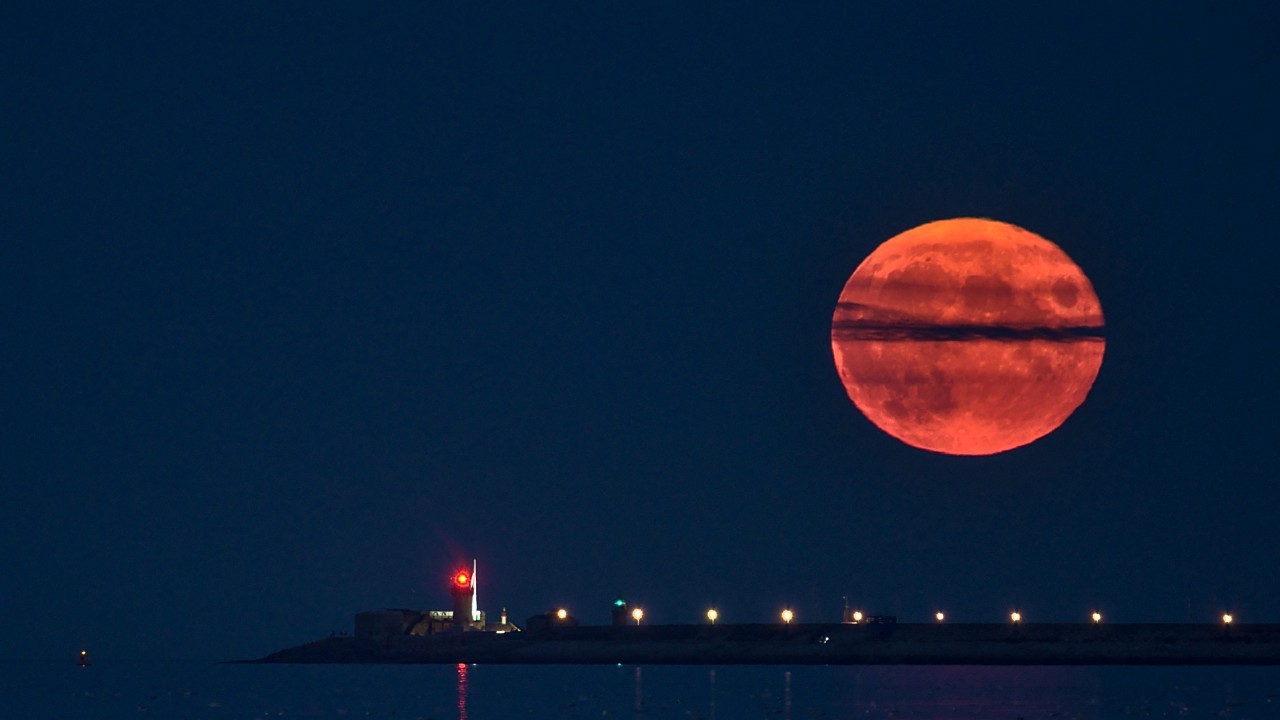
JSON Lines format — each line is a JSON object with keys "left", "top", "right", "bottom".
{"left": 706, "top": 608, "right": 718, "bottom": 624}
{"left": 1010, "top": 611, "right": 1022, "bottom": 623}
{"left": 781, "top": 608, "right": 794, "bottom": 624}
{"left": 1091, "top": 611, "right": 1102, "bottom": 624}
{"left": 851, "top": 610, "right": 864, "bottom": 623}
{"left": 556, "top": 608, "right": 568, "bottom": 620}
{"left": 1222, "top": 613, "right": 1234, "bottom": 625}
{"left": 631, "top": 607, "right": 644, "bottom": 625}
{"left": 935, "top": 612, "right": 945, "bottom": 622}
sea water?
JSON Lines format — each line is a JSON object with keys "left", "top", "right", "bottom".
{"left": 5, "top": 661, "right": 1279, "bottom": 719}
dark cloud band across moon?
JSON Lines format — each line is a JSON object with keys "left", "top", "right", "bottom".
{"left": 832, "top": 303, "right": 1106, "bottom": 342}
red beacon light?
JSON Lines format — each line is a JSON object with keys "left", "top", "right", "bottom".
{"left": 454, "top": 571, "right": 471, "bottom": 587}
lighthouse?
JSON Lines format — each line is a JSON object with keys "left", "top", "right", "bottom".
{"left": 450, "top": 561, "right": 478, "bottom": 630}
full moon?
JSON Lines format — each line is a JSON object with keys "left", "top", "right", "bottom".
{"left": 830, "top": 218, "right": 1105, "bottom": 455}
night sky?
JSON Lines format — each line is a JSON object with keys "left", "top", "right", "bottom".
{"left": 4, "top": 3, "right": 1276, "bottom": 662}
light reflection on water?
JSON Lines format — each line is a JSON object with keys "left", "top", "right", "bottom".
{"left": 784, "top": 669, "right": 792, "bottom": 720}
{"left": 455, "top": 662, "right": 468, "bottom": 720}
{"left": 708, "top": 667, "right": 716, "bottom": 720}
{"left": 633, "top": 665, "right": 643, "bottom": 716}
{"left": 7, "top": 660, "right": 1280, "bottom": 719}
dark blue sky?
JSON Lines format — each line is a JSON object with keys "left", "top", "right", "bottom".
{"left": 3, "top": 3, "right": 1276, "bottom": 661}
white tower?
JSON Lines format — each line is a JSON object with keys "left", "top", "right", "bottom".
{"left": 470, "top": 559, "right": 479, "bottom": 623}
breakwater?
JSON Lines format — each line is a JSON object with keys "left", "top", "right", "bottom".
{"left": 251, "top": 623, "right": 1280, "bottom": 665}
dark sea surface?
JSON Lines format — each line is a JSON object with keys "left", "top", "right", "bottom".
{"left": 7, "top": 661, "right": 1280, "bottom": 719}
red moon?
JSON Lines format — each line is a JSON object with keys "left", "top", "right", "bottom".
{"left": 830, "top": 218, "right": 1105, "bottom": 455}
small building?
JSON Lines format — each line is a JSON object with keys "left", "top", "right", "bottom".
{"left": 408, "top": 610, "right": 457, "bottom": 636}
{"left": 487, "top": 608, "right": 520, "bottom": 634}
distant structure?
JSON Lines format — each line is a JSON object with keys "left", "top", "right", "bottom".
{"left": 842, "top": 597, "right": 895, "bottom": 626}
{"left": 611, "top": 597, "right": 630, "bottom": 626}
{"left": 354, "top": 561, "right": 520, "bottom": 639}
{"left": 525, "top": 607, "right": 581, "bottom": 633}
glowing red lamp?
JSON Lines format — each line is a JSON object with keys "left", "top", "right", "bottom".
{"left": 454, "top": 572, "right": 470, "bottom": 587}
